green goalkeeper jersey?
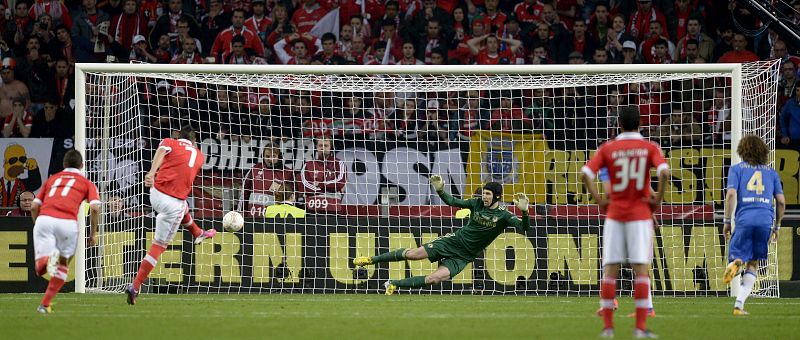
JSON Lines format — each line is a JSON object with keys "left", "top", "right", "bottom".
{"left": 438, "top": 191, "right": 531, "bottom": 257}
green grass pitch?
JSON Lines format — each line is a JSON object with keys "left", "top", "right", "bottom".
{"left": 1, "top": 294, "right": 799, "bottom": 339}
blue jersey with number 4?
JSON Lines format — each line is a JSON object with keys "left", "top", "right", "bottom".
{"left": 727, "top": 162, "right": 783, "bottom": 227}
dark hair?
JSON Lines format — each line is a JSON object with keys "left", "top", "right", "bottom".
{"left": 232, "top": 8, "right": 247, "bottom": 16}
{"left": 654, "top": 39, "right": 668, "bottom": 48}
{"left": 381, "top": 19, "right": 396, "bottom": 28}
{"left": 321, "top": 32, "right": 337, "bottom": 43}
{"left": 231, "top": 35, "right": 245, "bottom": 45}
{"left": 11, "top": 96, "right": 25, "bottom": 105}
{"left": 374, "top": 41, "right": 387, "bottom": 50}
{"left": 483, "top": 182, "right": 503, "bottom": 201}
{"left": 178, "top": 125, "right": 196, "bottom": 141}
{"left": 618, "top": 106, "right": 641, "bottom": 131}
{"left": 431, "top": 47, "right": 448, "bottom": 63}
{"left": 385, "top": 0, "right": 399, "bottom": 9}
{"left": 63, "top": 149, "right": 83, "bottom": 168}
{"left": 737, "top": 134, "right": 769, "bottom": 165}
{"left": 686, "top": 38, "right": 699, "bottom": 47}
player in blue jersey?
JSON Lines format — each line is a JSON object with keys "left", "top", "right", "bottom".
{"left": 722, "top": 135, "right": 785, "bottom": 316}
{"left": 595, "top": 168, "right": 656, "bottom": 318}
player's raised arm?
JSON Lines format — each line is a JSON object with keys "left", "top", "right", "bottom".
{"left": 507, "top": 193, "right": 531, "bottom": 231}
{"left": 431, "top": 175, "right": 473, "bottom": 208}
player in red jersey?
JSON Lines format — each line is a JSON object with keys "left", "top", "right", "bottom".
{"left": 581, "top": 106, "right": 669, "bottom": 339}
{"left": 127, "top": 126, "right": 216, "bottom": 305}
{"left": 31, "top": 150, "right": 100, "bottom": 314}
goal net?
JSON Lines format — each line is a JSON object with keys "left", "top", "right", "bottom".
{"left": 76, "top": 61, "right": 781, "bottom": 297}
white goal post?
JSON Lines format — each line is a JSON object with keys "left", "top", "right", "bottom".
{"left": 74, "top": 61, "right": 781, "bottom": 296}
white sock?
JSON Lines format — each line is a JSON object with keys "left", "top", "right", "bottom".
{"left": 735, "top": 270, "right": 757, "bottom": 310}
{"left": 647, "top": 288, "right": 653, "bottom": 309}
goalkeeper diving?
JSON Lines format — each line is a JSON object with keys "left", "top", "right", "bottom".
{"left": 353, "top": 176, "right": 530, "bottom": 294}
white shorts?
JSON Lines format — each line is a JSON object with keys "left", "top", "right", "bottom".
{"left": 150, "top": 187, "right": 187, "bottom": 245}
{"left": 602, "top": 218, "right": 653, "bottom": 266}
{"left": 34, "top": 215, "right": 79, "bottom": 260}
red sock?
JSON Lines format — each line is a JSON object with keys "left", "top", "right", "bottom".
{"left": 41, "top": 264, "right": 68, "bottom": 307}
{"left": 35, "top": 257, "right": 48, "bottom": 276}
{"left": 634, "top": 274, "right": 650, "bottom": 331}
{"left": 600, "top": 275, "right": 616, "bottom": 329}
{"left": 181, "top": 213, "right": 203, "bottom": 238}
{"left": 133, "top": 244, "right": 166, "bottom": 291}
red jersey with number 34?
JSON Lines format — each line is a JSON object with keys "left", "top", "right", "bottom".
{"left": 582, "top": 132, "right": 668, "bottom": 221}
{"left": 155, "top": 138, "right": 204, "bottom": 200}
{"left": 34, "top": 168, "right": 100, "bottom": 221}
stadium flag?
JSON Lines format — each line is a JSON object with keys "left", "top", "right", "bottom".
{"left": 310, "top": 8, "right": 340, "bottom": 39}
{"left": 466, "top": 131, "right": 548, "bottom": 204}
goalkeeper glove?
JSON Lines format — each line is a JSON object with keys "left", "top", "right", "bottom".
{"left": 430, "top": 175, "right": 444, "bottom": 193}
{"left": 513, "top": 193, "right": 529, "bottom": 213}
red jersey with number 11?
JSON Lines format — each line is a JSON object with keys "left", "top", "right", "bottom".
{"left": 582, "top": 132, "right": 668, "bottom": 221}
{"left": 34, "top": 168, "right": 100, "bottom": 221}
{"left": 155, "top": 138, "right": 204, "bottom": 200}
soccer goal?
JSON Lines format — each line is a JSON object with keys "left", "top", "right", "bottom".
{"left": 74, "top": 61, "right": 781, "bottom": 297}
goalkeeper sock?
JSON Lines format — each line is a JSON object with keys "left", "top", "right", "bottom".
{"left": 634, "top": 274, "right": 650, "bottom": 331}
{"left": 600, "top": 275, "right": 616, "bottom": 329}
{"left": 133, "top": 243, "right": 166, "bottom": 291}
{"left": 181, "top": 213, "right": 203, "bottom": 238}
{"left": 41, "top": 264, "right": 68, "bottom": 307}
{"left": 391, "top": 275, "right": 428, "bottom": 288}
{"left": 371, "top": 248, "right": 406, "bottom": 263}
{"left": 735, "top": 270, "right": 757, "bottom": 310}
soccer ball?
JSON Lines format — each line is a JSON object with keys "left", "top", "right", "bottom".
{"left": 222, "top": 211, "right": 244, "bottom": 232}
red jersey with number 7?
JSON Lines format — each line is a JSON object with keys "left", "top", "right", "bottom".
{"left": 582, "top": 132, "right": 669, "bottom": 221}
{"left": 154, "top": 138, "right": 205, "bottom": 200}
{"left": 34, "top": 168, "right": 101, "bottom": 221}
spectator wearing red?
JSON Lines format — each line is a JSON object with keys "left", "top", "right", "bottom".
{"left": 348, "top": 15, "right": 371, "bottom": 44}
{"left": 139, "top": 0, "right": 162, "bottom": 29}
{"left": 468, "top": 34, "right": 520, "bottom": 65}
{"left": 211, "top": 8, "right": 264, "bottom": 59}
{"left": 29, "top": 0, "right": 72, "bottom": 30}
{"left": 670, "top": 0, "right": 699, "bottom": 41}
{"left": 448, "top": 8, "right": 474, "bottom": 65}
{"left": 170, "top": 37, "right": 203, "bottom": 63}
{"left": 274, "top": 33, "right": 320, "bottom": 64}
{"left": 6, "top": 191, "right": 34, "bottom": 217}
{"left": 569, "top": 20, "right": 598, "bottom": 61}
{"left": 238, "top": 144, "right": 296, "bottom": 217}
{"left": 473, "top": 0, "right": 505, "bottom": 35}
{"left": 416, "top": 19, "right": 448, "bottom": 64}
{"left": 675, "top": 17, "right": 713, "bottom": 62}
{"left": 6, "top": 2, "right": 32, "bottom": 50}
{"left": 650, "top": 39, "right": 672, "bottom": 64}
{"left": 300, "top": 137, "right": 346, "bottom": 213}
{"left": 718, "top": 33, "right": 760, "bottom": 63}
{"left": 489, "top": 91, "right": 531, "bottom": 132}
{"left": 514, "top": 0, "right": 544, "bottom": 31}
{"left": 3, "top": 97, "right": 33, "bottom": 137}
{"left": 291, "top": 0, "right": 328, "bottom": 34}
{"left": 152, "top": 34, "right": 173, "bottom": 63}
{"left": 705, "top": 88, "right": 731, "bottom": 142}
{"left": 627, "top": 0, "right": 667, "bottom": 43}
{"left": 377, "top": 19, "right": 404, "bottom": 61}
{"left": 639, "top": 20, "right": 675, "bottom": 64}
{"left": 396, "top": 42, "right": 424, "bottom": 65}
{"left": 456, "top": 89, "right": 483, "bottom": 140}
{"left": 108, "top": 0, "right": 146, "bottom": 60}
{"left": 220, "top": 35, "right": 253, "bottom": 64}
{"left": 49, "top": 58, "right": 74, "bottom": 108}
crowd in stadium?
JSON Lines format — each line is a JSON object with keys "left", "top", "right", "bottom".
{"left": 1, "top": 0, "right": 800, "bottom": 216}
